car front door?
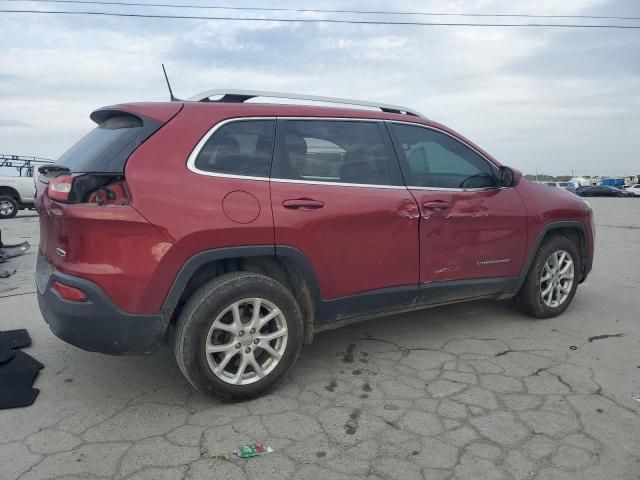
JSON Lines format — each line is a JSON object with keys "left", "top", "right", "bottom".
{"left": 388, "top": 122, "right": 528, "bottom": 305}
{"left": 270, "top": 118, "right": 420, "bottom": 321}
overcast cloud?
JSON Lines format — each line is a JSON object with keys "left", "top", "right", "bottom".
{"left": 1, "top": 0, "right": 639, "bottom": 176}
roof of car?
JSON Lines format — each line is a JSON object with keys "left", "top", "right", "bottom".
{"left": 109, "top": 100, "right": 502, "bottom": 167}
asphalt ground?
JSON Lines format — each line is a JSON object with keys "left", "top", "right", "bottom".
{"left": 1, "top": 199, "right": 639, "bottom": 480}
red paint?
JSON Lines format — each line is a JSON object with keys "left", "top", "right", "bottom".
{"left": 410, "top": 188, "right": 528, "bottom": 282}
{"left": 515, "top": 179, "right": 594, "bottom": 266}
{"left": 270, "top": 182, "right": 419, "bottom": 298}
{"left": 36, "top": 101, "right": 594, "bottom": 315}
{"left": 222, "top": 191, "right": 261, "bottom": 224}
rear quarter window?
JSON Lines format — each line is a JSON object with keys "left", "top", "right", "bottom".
{"left": 193, "top": 120, "right": 275, "bottom": 178}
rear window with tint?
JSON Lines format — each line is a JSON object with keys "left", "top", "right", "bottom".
{"left": 194, "top": 120, "right": 275, "bottom": 177}
{"left": 57, "top": 113, "right": 162, "bottom": 173}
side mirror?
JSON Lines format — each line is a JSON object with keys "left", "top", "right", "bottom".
{"left": 498, "top": 166, "right": 522, "bottom": 187}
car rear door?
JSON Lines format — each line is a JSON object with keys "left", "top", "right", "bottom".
{"left": 387, "top": 122, "right": 528, "bottom": 305}
{"left": 270, "top": 118, "right": 420, "bottom": 320}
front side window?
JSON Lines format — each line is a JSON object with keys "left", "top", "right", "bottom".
{"left": 273, "top": 120, "right": 392, "bottom": 186}
{"left": 194, "top": 120, "right": 275, "bottom": 177}
{"left": 391, "top": 123, "right": 496, "bottom": 189}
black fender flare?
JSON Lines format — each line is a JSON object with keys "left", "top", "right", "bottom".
{"left": 0, "top": 186, "right": 21, "bottom": 202}
{"left": 514, "top": 220, "right": 590, "bottom": 292}
{"left": 160, "top": 245, "right": 323, "bottom": 320}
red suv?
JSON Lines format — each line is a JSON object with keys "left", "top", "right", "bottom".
{"left": 36, "top": 90, "right": 594, "bottom": 400}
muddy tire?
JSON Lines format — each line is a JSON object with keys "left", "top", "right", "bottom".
{"left": 174, "top": 271, "right": 304, "bottom": 401}
{"left": 515, "top": 235, "right": 581, "bottom": 318}
{"left": 0, "top": 196, "right": 18, "bottom": 219}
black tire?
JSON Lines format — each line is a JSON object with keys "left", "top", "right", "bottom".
{"left": 0, "top": 196, "right": 18, "bottom": 219}
{"left": 514, "top": 235, "right": 581, "bottom": 318}
{"left": 174, "top": 271, "right": 304, "bottom": 401}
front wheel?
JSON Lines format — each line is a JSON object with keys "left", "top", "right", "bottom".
{"left": 515, "top": 235, "right": 580, "bottom": 318}
{"left": 0, "top": 196, "right": 18, "bottom": 219}
{"left": 174, "top": 272, "right": 304, "bottom": 401}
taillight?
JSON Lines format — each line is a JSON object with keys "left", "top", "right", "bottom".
{"left": 48, "top": 175, "right": 74, "bottom": 202}
{"left": 47, "top": 174, "right": 130, "bottom": 206}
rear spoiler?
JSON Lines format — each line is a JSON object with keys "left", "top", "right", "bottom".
{"left": 38, "top": 164, "right": 70, "bottom": 175}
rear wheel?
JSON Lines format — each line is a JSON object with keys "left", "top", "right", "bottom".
{"left": 0, "top": 196, "right": 18, "bottom": 219}
{"left": 174, "top": 272, "right": 304, "bottom": 401}
{"left": 515, "top": 235, "right": 580, "bottom": 318}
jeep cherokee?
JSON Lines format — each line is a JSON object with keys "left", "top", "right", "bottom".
{"left": 35, "top": 90, "right": 594, "bottom": 400}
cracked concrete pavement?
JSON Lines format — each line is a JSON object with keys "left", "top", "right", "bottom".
{"left": 1, "top": 198, "right": 639, "bottom": 480}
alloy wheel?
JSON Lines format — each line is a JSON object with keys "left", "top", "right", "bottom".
{"left": 205, "top": 297, "right": 288, "bottom": 385}
{"left": 540, "top": 250, "right": 574, "bottom": 308}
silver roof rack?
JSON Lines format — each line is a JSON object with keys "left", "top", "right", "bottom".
{"left": 188, "top": 89, "right": 425, "bottom": 118}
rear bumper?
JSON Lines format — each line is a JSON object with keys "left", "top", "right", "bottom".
{"left": 36, "top": 254, "right": 167, "bottom": 355}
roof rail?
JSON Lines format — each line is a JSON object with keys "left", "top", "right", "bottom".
{"left": 188, "top": 89, "right": 425, "bottom": 118}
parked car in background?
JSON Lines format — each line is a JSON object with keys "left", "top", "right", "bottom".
{"left": 544, "top": 181, "right": 577, "bottom": 193}
{"left": 577, "top": 185, "right": 634, "bottom": 197}
{"left": 35, "top": 90, "right": 595, "bottom": 400}
{"left": 623, "top": 184, "right": 640, "bottom": 196}
{"left": 0, "top": 175, "right": 36, "bottom": 218}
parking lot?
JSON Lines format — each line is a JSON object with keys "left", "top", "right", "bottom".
{"left": 1, "top": 198, "right": 639, "bottom": 480}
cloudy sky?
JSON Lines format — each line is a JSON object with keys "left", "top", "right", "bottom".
{"left": 1, "top": 0, "right": 639, "bottom": 176}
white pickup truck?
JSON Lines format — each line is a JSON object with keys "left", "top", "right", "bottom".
{"left": 0, "top": 175, "right": 36, "bottom": 219}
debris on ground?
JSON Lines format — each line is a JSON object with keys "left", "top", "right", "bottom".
{"left": 629, "top": 393, "right": 640, "bottom": 403}
{"left": 0, "top": 228, "right": 31, "bottom": 261}
{"left": 0, "top": 241, "right": 30, "bottom": 262}
{"left": 0, "top": 329, "right": 31, "bottom": 363}
{"left": 234, "top": 442, "right": 273, "bottom": 458}
{"left": 0, "top": 329, "right": 44, "bottom": 409}
{"left": 0, "top": 229, "right": 30, "bottom": 279}
{"left": 208, "top": 452, "right": 231, "bottom": 461}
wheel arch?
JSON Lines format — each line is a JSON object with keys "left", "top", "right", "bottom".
{"left": 516, "top": 221, "right": 588, "bottom": 292}
{"left": 0, "top": 186, "right": 21, "bottom": 201}
{"left": 162, "top": 246, "right": 321, "bottom": 344}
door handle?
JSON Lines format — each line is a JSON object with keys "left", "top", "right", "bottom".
{"left": 282, "top": 198, "right": 325, "bottom": 210}
{"left": 422, "top": 200, "right": 452, "bottom": 212}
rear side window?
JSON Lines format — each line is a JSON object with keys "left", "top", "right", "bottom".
{"left": 57, "top": 112, "right": 162, "bottom": 173}
{"left": 391, "top": 123, "right": 496, "bottom": 189}
{"left": 272, "top": 120, "right": 392, "bottom": 186}
{"left": 194, "top": 120, "right": 275, "bottom": 177}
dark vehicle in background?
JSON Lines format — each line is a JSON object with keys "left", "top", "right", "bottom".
{"left": 577, "top": 185, "right": 634, "bottom": 197}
